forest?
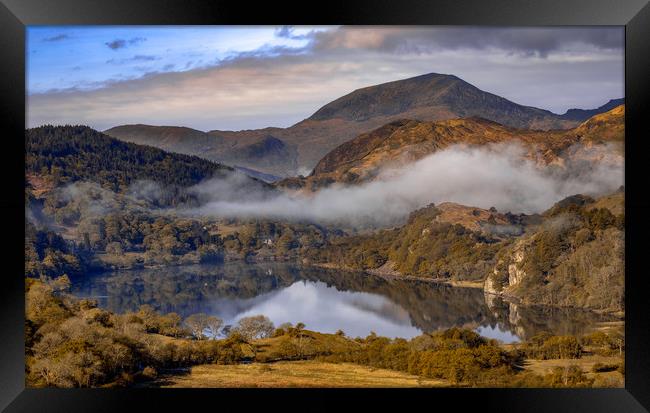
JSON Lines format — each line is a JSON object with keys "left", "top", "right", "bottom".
{"left": 24, "top": 125, "right": 625, "bottom": 388}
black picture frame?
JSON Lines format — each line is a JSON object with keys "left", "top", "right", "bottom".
{"left": 2, "top": 0, "right": 649, "bottom": 411}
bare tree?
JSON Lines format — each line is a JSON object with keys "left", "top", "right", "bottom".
{"left": 205, "top": 315, "right": 224, "bottom": 340}
{"left": 290, "top": 322, "right": 307, "bottom": 356}
{"left": 234, "top": 315, "right": 275, "bottom": 340}
{"left": 185, "top": 313, "right": 210, "bottom": 340}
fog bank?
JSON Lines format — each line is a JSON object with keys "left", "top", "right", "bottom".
{"left": 184, "top": 143, "right": 624, "bottom": 226}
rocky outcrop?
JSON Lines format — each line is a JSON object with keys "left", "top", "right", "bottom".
{"left": 507, "top": 246, "right": 527, "bottom": 288}
{"left": 482, "top": 190, "right": 624, "bottom": 313}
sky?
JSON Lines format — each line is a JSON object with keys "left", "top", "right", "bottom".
{"left": 26, "top": 26, "right": 624, "bottom": 131}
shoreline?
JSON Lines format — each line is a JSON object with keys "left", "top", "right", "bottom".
{"left": 86, "top": 258, "right": 623, "bottom": 317}
{"left": 312, "top": 262, "right": 484, "bottom": 289}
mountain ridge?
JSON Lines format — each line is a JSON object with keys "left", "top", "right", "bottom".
{"left": 104, "top": 73, "right": 623, "bottom": 177}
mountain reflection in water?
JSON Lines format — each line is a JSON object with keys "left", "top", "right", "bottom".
{"left": 70, "top": 262, "right": 615, "bottom": 342}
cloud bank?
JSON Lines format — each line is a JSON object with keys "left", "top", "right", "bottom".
{"left": 183, "top": 143, "right": 624, "bottom": 227}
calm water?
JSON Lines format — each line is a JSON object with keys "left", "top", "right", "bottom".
{"left": 70, "top": 262, "right": 614, "bottom": 343}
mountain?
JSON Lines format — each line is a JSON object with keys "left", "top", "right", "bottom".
{"left": 561, "top": 98, "right": 625, "bottom": 121}
{"left": 308, "top": 73, "right": 572, "bottom": 129}
{"left": 564, "top": 103, "right": 624, "bottom": 144}
{"left": 277, "top": 105, "right": 624, "bottom": 192}
{"left": 216, "top": 134, "right": 298, "bottom": 173}
{"left": 104, "top": 73, "right": 622, "bottom": 177}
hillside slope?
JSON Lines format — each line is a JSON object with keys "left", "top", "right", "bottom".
{"left": 485, "top": 189, "right": 624, "bottom": 312}
{"left": 278, "top": 105, "right": 624, "bottom": 191}
{"left": 25, "top": 125, "right": 271, "bottom": 204}
{"left": 306, "top": 189, "right": 624, "bottom": 312}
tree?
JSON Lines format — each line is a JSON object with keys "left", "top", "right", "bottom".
{"left": 185, "top": 313, "right": 211, "bottom": 340}
{"left": 278, "top": 322, "right": 293, "bottom": 330}
{"left": 291, "top": 322, "right": 308, "bottom": 357}
{"left": 50, "top": 274, "right": 71, "bottom": 293}
{"left": 234, "top": 315, "right": 275, "bottom": 340}
{"left": 205, "top": 316, "right": 224, "bottom": 340}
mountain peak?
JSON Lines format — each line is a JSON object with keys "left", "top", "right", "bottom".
{"left": 307, "top": 73, "right": 472, "bottom": 122}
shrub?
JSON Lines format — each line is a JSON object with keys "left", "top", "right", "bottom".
{"left": 524, "top": 335, "right": 582, "bottom": 360}
{"left": 141, "top": 366, "right": 158, "bottom": 379}
{"left": 545, "top": 365, "right": 594, "bottom": 388}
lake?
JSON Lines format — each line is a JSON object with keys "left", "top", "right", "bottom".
{"left": 69, "top": 262, "right": 615, "bottom": 343}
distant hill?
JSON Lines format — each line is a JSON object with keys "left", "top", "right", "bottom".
{"left": 104, "top": 124, "right": 299, "bottom": 177}
{"left": 234, "top": 166, "right": 282, "bottom": 183}
{"left": 104, "top": 73, "right": 622, "bottom": 177}
{"left": 277, "top": 105, "right": 624, "bottom": 192}
{"left": 100, "top": 124, "right": 215, "bottom": 156}
{"left": 25, "top": 125, "right": 269, "bottom": 194}
{"left": 561, "top": 98, "right": 625, "bottom": 121}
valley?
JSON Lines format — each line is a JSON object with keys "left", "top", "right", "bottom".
{"left": 24, "top": 74, "right": 625, "bottom": 390}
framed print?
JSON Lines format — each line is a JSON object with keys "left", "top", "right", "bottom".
{"left": 1, "top": 0, "right": 649, "bottom": 411}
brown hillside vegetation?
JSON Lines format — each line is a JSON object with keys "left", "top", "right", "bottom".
{"left": 486, "top": 189, "right": 625, "bottom": 312}
{"left": 434, "top": 202, "right": 512, "bottom": 233}
{"left": 306, "top": 188, "right": 623, "bottom": 312}
{"left": 568, "top": 104, "right": 625, "bottom": 145}
{"left": 277, "top": 105, "right": 624, "bottom": 192}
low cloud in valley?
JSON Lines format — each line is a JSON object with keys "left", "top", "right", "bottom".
{"left": 183, "top": 143, "right": 624, "bottom": 226}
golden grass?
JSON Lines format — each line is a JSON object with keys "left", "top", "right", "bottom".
{"left": 523, "top": 354, "right": 624, "bottom": 388}
{"left": 147, "top": 361, "right": 447, "bottom": 388}
{"left": 586, "top": 190, "right": 624, "bottom": 216}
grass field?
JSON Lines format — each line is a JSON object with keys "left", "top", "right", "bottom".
{"left": 523, "top": 354, "right": 624, "bottom": 387}
{"left": 141, "top": 354, "right": 624, "bottom": 388}
{"left": 144, "top": 361, "right": 448, "bottom": 388}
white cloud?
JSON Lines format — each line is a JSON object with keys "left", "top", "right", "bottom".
{"left": 27, "top": 27, "right": 624, "bottom": 131}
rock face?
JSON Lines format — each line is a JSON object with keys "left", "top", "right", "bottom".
{"left": 483, "top": 274, "right": 500, "bottom": 296}
{"left": 507, "top": 246, "right": 527, "bottom": 288}
{"left": 105, "top": 73, "right": 621, "bottom": 176}
{"left": 483, "top": 189, "right": 625, "bottom": 313}
{"left": 485, "top": 238, "right": 529, "bottom": 298}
